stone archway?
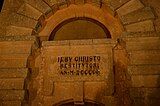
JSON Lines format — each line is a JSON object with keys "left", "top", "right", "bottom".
{"left": 2, "top": 0, "right": 158, "bottom": 106}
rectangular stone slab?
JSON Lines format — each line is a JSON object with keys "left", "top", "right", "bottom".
{"left": 0, "top": 78, "right": 25, "bottom": 90}
{"left": 41, "top": 39, "right": 115, "bottom": 82}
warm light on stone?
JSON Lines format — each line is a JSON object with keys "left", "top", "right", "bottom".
{"left": 0, "top": 0, "right": 160, "bottom": 106}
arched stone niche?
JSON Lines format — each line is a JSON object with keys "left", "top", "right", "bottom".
{"left": 3, "top": 0, "right": 157, "bottom": 106}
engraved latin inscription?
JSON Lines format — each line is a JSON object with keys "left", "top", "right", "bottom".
{"left": 57, "top": 56, "right": 101, "bottom": 76}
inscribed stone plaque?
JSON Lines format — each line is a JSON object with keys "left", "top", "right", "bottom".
{"left": 41, "top": 40, "right": 114, "bottom": 82}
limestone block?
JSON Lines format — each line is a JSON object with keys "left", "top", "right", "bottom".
{"left": 24, "top": 0, "right": 52, "bottom": 14}
{"left": 93, "top": 39, "right": 115, "bottom": 45}
{"left": 88, "top": 0, "right": 101, "bottom": 7}
{"left": 108, "top": 0, "right": 130, "bottom": 10}
{"left": 52, "top": 82, "right": 74, "bottom": 103}
{"left": 131, "top": 75, "right": 160, "bottom": 87}
{"left": 43, "top": 96, "right": 54, "bottom": 106}
{"left": 0, "top": 78, "right": 25, "bottom": 90}
{"left": 117, "top": 0, "right": 144, "bottom": 16}
{"left": 2, "top": 101, "right": 21, "bottom": 106}
{"left": 17, "top": 3, "right": 42, "bottom": 20}
{"left": 0, "top": 68, "right": 28, "bottom": 78}
{"left": 132, "top": 98, "right": 145, "bottom": 106}
{"left": 44, "top": 0, "right": 57, "bottom": 7}
{"left": 122, "top": 31, "right": 158, "bottom": 38}
{"left": 57, "top": 0, "right": 68, "bottom": 9}
{"left": 132, "top": 98, "right": 160, "bottom": 106}
{"left": 130, "top": 88, "right": 160, "bottom": 98}
{"left": 0, "top": 90, "right": 25, "bottom": 100}
{"left": 84, "top": 81, "right": 114, "bottom": 100}
{"left": 93, "top": 45, "right": 112, "bottom": 54}
{"left": 6, "top": 26, "right": 33, "bottom": 36}
{"left": 0, "top": 41, "right": 32, "bottom": 54}
{"left": 69, "top": 39, "right": 93, "bottom": 45}
{"left": 128, "top": 65, "right": 160, "bottom": 75}
{"left": 121, "top": 7, "right": 155, "bottom": 25}
{"left": 75, "top": 0, "right": 85, "bottom": 4}
{"left": 9, "top": 13, "right": 37, "bottom": 29}
{"left": 125, "top": 37, "right": 160, "bottom": 50}
{"left": 42, "top": 40, "right": 69, "bottom": 46}
{"left": 102, "top": 96, "right": 117, "bottom": 106}
{"left": 148, "top": 99, "right": 160, "bottom": 106}
{"left": 0, "top": 36, "right": 37, "bottom": 41}
{"left": 0, "top": 54, "right": 29, "bottom": 68}
{"left": 40, "top": 39, "right": 115, "bottom": 105}
{"left": 129, "top": 50, "right": 160, "bottom": 65}
{"left": 73, "top": 82, "right": 84, "bottom": 103}
{"left": 125, "top": 20, "right": 155, "bottom": 32}
{"left": 43, "top": 78, "right": 54, "bottom": 96}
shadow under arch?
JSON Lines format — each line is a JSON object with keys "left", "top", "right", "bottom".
{"left": 48, "top": 17, "right": 111, "bottom": 41}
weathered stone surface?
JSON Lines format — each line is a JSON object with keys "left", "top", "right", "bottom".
{"left": 52, "top": 82, "right": 74, "bottom": 103}
{"left": 17, "top": 3, "right": 42, "bottom": 20}
{"left": 129, "top": 50, "right": 160, "bottom": 65}
{"left": 102, "top": 96, "right": 117, "bottom": 106}
{"left": 9, "top": 13, "right": 37, "bottom": 29}
{"left": 69, "top": 39, "right": 93, "bottom": 45}
{"left": 0, "top": 78, "right": 25, "bottom": 90}
{"left": 2, "top": 101, "right": 21, "bottom": 106}
{"left": 132, "top": 98, "right": 145, "bottom": 106}
{"left": 42, "top": 40, "right": 69, "bottom": 46}
{"left": 131, "top": 98, "right": 160, "bottom": 106}
{"left": 43, "top": 78, "right": 53, "bottom": 96}
{"left": 122, "top": 31, "right": 159, "bottom": 38}
{"left": 24, "top": 0, "right": 52, "bottom": 14}
{"left": 128, "top": 65, "right": 160, "bottom": 75}
{"left": 131, "top": 75, "right": 160, "bottom": 87}
{"left": 75, "top": 0, "right": 85, "bottom": 5}
{"left": 42, "top": 41, "right": 114, "bottom": 82}
{"left": 43, "top": 96, "right": 54, "bottom": 106}
{"left": 0, "top": 36, "right": 37, "bottom": 41}
{"left": 1, "top": 0, "right": 23, "bottom": 14}
{"left": 35, "top": 40, "right": 115, "bottom": 105}
{"left": 117, "top": 0, "right": 144, "bottom": 16}
{"left": 87, "top": 0, "right": 101, "bottom": 7}
{"left": 0, "top": 68, "right": 28, "bottom": 78}
{"left": 0, "top": 90, "right": 25, "bottom": 100}
{"left": 93, "top": 39, "right": 115, "bottom": 44}
{"left": 148, "top": 99, "right": 160, "bottom": 106}
{"left": 57, "top": 0, "right": 68, "bottom": 9}
{"left": 130, "top": 88, "right": 160, "bottom": 98}
{"left": 73, "top": 82, "right": 84, "bottom": 103}
{"left": 125, "top": 20, "right": 155, "bottom": 32}
{"left": 84, "top": 81, "right": 114, "bottom": 99}
{"left": 0, "top": 41, "right": 32, "bottom": 54}
{"left": 44, "top": 0, "right": 57, "bottom": 7}
{"left": 121, "top": 7, "right": 155, "bottom": 25}
{"left": 108, "top": 0, "right": 130, "bottom": 10}
{"left": 0, "top": 54, "right": 29, "bottom": 68}
{"left": 124, "top": 36, "right": 160, "bottom": 43}
{"left": 42, "top": 39, "right": 115, "bottom": 46}
{"left": 125, "top": 37, "right": 160, "bottom": 50}
{"left": 6, "top": 26, "right": 33, "bottom": 36}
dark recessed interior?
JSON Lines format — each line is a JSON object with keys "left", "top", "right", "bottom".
{"left": 0, "top": 0, "right": 4, "bottom": 12}
{"left": 49, "top": 17, "right": 111, "bottom": 41}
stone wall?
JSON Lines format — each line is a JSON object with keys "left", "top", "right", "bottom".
{"left": 0, "top": 0, "right": 160, "bottom": 106}
{"left": 141, "top": 0, "right": 160, "bottom": 32}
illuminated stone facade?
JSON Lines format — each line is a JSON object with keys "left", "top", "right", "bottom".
{"left": 0, "top": 0, "right": 160, "bottom": 106}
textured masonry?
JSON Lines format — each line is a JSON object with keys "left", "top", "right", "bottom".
{"left": 0, "top": 0, "right": 160, "bottom": 105}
